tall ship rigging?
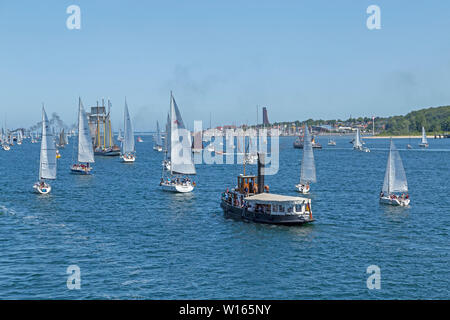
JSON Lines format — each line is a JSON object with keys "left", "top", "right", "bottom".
{"left": 89, "top": 99, "right": 121, "bottom": 156}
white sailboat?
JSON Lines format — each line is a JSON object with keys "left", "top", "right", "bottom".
{"left": 117, "top": 128, "right": 124, "bottom": 142}
{"left": 160, "top": 92, "right": 196, "bottom": 193}
{"left": 380, "top": 139, "right": 410, "bottom": 206}
{"left": 162, "top": 113, "right": 171, "bottom": 170}
{"left": 71, "top": 98, "right": 95, "bottom": 174}
{"left": 153, "top": 121, "right": 163, "bottom": 152}
{"left": 120, "top": 100, "right": 136, "bottom": 162}
{"left": 418, "top": 126, "right": 428, "bottom": 148}
{"left": 295, "top": 125, "right": 316, "bottom": 194}
{"left": 33, "top": 106, "right": 57, "bottom": 194}
{"left": 353, "top": 128, "right": 370, "bottom": 152}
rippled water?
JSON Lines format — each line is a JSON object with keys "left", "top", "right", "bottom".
{"left": 0, "top": 136, "right": 449, "bottom": 299}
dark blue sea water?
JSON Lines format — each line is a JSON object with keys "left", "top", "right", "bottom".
{"left": 0, "top": 136, "right": 449, "bottom": 299}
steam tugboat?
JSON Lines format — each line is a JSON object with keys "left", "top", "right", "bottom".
{"left": 220, "top": 153, "right": 314, "bottom": 226}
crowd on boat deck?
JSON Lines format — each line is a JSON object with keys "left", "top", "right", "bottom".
{"left": 379, "top": 191, "right": 409, "bottom": 200}
{"left": 160, "top": 177, "right": 195, "bottom": 186}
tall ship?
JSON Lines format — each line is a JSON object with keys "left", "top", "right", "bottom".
{"left": 221, "top": 153, "right": 314, "bottom": 226}
{"left": 89, "top": 99, "right": 121, "bottom": 156}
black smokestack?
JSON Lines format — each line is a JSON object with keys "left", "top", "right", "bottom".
{"left": 257, "top": 153, "right": 265, "bottom": 193}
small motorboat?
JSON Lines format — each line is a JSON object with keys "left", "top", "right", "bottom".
{"left": 137, "top": 136, "right": 144, "bottom": 143}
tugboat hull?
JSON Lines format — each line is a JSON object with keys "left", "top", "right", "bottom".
{"left": 220, "top": 200, "right": 313, "bottom": 226}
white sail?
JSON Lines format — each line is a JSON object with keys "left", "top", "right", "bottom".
{"left": 353, "top": 128, "right": 363, "bottom": 148}
{"left": 170, "top": 93, "right": 196, "bottom": 175}
{"left": 122, "top": 101, "right": 135, "bottom": 154}
{"left": 300, "top": 125, "right": 316, "bottom": 184}
{"left": 421, "top": 127, "right": 428, "bottom": 144}
{"left": 156, "top": 121, "right": 162, "bottom": 147}
{"left": 39, "top": 107, "right": 57, "bottom": 180}
{"left": 77, "top": 98, "right": 95, "bottom": 163}
{"left": 165, "top": 113, "right": 171, "bottom": 156}
{"left": 382, "top": 139, "right": 408, "bottom": 194}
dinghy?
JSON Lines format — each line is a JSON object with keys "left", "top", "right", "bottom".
{"left": 379, "top": 139, "right": 410, "bottom": 206}
{"left": 33, "top": 106, "right": 57, "bottom": 194}
{"left": 120, "top": 100, "right": 136, "bottom": 162}
{"left": 418, "top": 127, "right": 428, "bottom": 148}
{"left": 295, "top": 125, "right": 316, "bottom": 194}
{"left": 71, "top": 98, "right": 95, "bottom": 174}
{"left": 160, "top": 92, "right": 196, "bottom": 193}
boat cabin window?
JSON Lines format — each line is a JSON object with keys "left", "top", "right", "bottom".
{"left": 295, "top": 204, "right": 303, "bottom": 212}
{"left": 278, "top": 205, "right": 285, "bottom": 212}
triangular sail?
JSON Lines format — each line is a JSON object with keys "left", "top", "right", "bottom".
{"left": 300, "top": 125, "right": 316, "bottom": 183}
{"left": 382, "top": 140, "right": 408, "bottom": 194}
{"left": 169, "top": 93, "right": 196, "bottom": 175}
{"left": 77, "top": 98, "right": 95, "bottom": 163}
{"left": 122, "top": 101, "right": 135, "bottom": 153}
{"left": 39, "top": 107, "right": 57, "bottom": 180}
{"left": 156, "top": 121, "right": 162, "bottom": 147}
{"left": 353, "top": 128, "right": 362, "bottom": 148}
{"left": 421, "top": 127, "right": 428, "bottom": 144}
{"left": 165, "top": 113, "right": 171, "bottom": 156}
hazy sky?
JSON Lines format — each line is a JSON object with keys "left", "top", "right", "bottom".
{"left": 1, "top": 0, "right": 450, "bottom": 130}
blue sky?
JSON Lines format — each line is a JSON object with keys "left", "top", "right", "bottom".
{"left": 1, "top": 0, "right": 450, "bottom": 130}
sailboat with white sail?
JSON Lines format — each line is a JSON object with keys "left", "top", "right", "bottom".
{"left": 33, "top": 106, "right": 57, "bottom": 194}
{"left": 295, "top": 125, "right": 316, "bottom": 194}
{"left": 380, "top": 139, "right": 410, "bottom": 206}
{"left": 353, "top": 128, "right": 370, "bottom": 152}
{"left": 71, "top": 98, "right": 95, "bottom": 174}
{"left": 162, "top": 113, "right": 171, "bottom": 170}
{"left": 160, "top": 92, "right": 196, "bottom": 193}
{"left": 120, "top": 100, "right": 136, "bottom": 162}
{"left": 117, "top": 128, "right": 124, "bottom": 142}
{"left": 418, "top": 126, "right": 429, "bottom": 148}
{"left": 153, "top": 121, "right": 163, "bottom": 152}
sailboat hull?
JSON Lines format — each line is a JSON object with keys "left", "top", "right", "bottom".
{"left": 418, "top": 143, "right": 429, "bottom": 148}
{"left": 121, "top": 154, "right": 136, "bottom": 162}
{"left": 379, "top": 196, "right": 410, "bottom": 206}
{"left": 70, "top": 165, "right": 92, "bottom": 175}
{"left": 160, "top": 182, "right": 194, "bottom": 193}
{"left": 295, "top": 184, "right": 310, "bottom": 194}
{"left": 33, "top": 182, "right": 51, "bottom": 194}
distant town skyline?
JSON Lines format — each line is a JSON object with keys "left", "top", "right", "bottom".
{"left": 2, "top": 1, "right": 450, "bottom": 130}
